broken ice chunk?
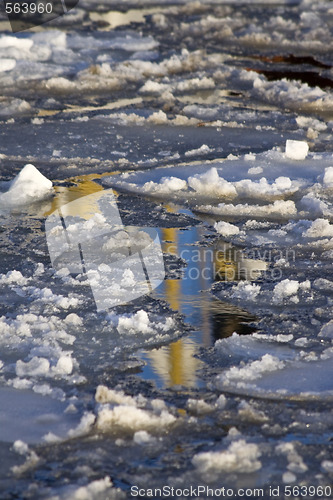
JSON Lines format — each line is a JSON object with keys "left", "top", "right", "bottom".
{"left": 0, "top": 58, "right": 16, "bottom": 72}
{"left": 0, "top": 164, "right": 53, "bottom": 206}
{"left": 319, "top": 320, "right": 333, "bottom": 339}
{"left": 272, "top": 279, "right": 299, "bottom": 304}
{"left": 285, "top": 140, "right": 309, "bottom": 160}
{"left": 214, "top": 221, "right": 239, "bottom": 237}
{"left": 323, "top": 166, "right": 333, "bottom": 187}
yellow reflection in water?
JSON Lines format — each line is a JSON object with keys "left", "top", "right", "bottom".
{"left": 44, "top": 173, "right": 113, "bottom": 219}
{"left": 214, "top": 241, "right": 267, "bottom": 282}
{"left": 146, "top": 339, "right": 201, "bottom": 388}
{"left": 43, "top": 178, "right": 264, "bottom": 388}
{"left": 145, "top": 225, "right": 267, "bottom": 388}
{"left": 145, "top": 213, "right": 202, "bottom": 388}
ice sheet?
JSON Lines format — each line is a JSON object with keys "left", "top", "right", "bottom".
{"left": 0, "top": 387, "right": 81, "bottom": 444}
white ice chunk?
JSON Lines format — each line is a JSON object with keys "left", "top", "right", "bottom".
{"left": 133, "top": 430, "right": 156, "bottom": 444}
{"left": 245, "top": 153, "right": 256, "bottom": 161}
{"left": 218, "top": 354, "right": 285, "bottom": 385}
{"left": 16, "top": 357, "right": 50, "bottom": 377}
{"left": 0, "top": 270, "right": 28, "bottom": 286}
{"left": 215, "top": 395, "right": 227, "bottom": 409}
{"left": 0, "top": 164, "right": 53, "bottom": 206}
{"left": 303, "top": 219, "right": 333, "bottom": 238}
{"left": 120, "top": 268, "right": 136, "bottom": 288}
{"left": 143, "top": 176, "right": 187, "bottom": 194}
{"left": 185, "top": 144, "right": 214, "bottom": 157}
{"left": 96, "top": 404, "right": 175, "bottom": 432}
{"left": 193, "top": 439, "right": 261, "bottom": 478}
{"left": 323, "top": 166, "right": 333, "bottom": 187}
{"left": 116, "top": 310, "right": 153, "bottom": 335}
{"left": 67, "top": 412, "right": 96, "bottom": 439}
{"left": 0, "top": 58, "right": 16, "bottom": 72}
{"left": 198, "top": 200, "right": 297, "bottom": 218}
{"left": 231, "top": 281, "right": 261, "bottom": 301}
{"left": 187, "top": 398, "right": 214, "bottom": 415}
{"left": 277, "top": 442, "right": 308, "bottom": 474}
{"left": 299, "top": 193, "right": 328, "bottom": 216}
{"left": 214, "top": 221, "right": 239, "bottom": 236}
{"left": 188, "top": 168, "right": 236, "bottom": 197}
{"left": 285, "top": 140, "right": 309, "bottom": 160}
{"left": 0, "top": 35, "right": 33, "bottom": 51}
{"left": 13, "top": 440, "right": 29, "bottom": 455}
{"left": 58, "top": 477, "right": 113, "bottom": 500}
{"left": 95, "top": 386, "right": 141, "bottom": 406}
{"left": 321, "top": 460, "right": 333, "bottom": 473}
{"left": 53, "top": 356, "right": 73, "bottom": 376}
{"left": 64, "top": 313, "right": 83, "bottom": 326}
{"left": 248, "top": 166, "right": 262, "bottom": 175}
{"left": 273, "top": 279, "right": 299, "bottom": 304}
{"left": 0, "top": 98, "right": 31, "bottom": 117}
{"left": 282, "top": 471, "right": 297, "bottom": 484}
{"left": 235, "top": 176, "right": 296, "bottom": 198}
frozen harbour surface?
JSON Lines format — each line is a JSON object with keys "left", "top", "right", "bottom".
{"left": 0, "top": 0, "right": 333, "bottom": 498}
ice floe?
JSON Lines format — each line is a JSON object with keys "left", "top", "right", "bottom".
{"left": 102, "top": 143, "right": 333, "bottom": 222}
{"left": 209, "top": 332, "right": 333, "bottom": 401}
{"left": 0, "top": 387, "right": 81, "bottom": 444}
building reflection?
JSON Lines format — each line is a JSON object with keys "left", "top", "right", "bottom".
{"left": 145, "top": 225, "right": 204, "bottom": 387}
{"left": 214, "top": 241, "right": 267, "bottom": 282}
{"left": 45, "top": 181, "right": 265, "bottom": 389}
{"left": 145, "top": 221, "right": 266, "bottom": 388}
{"left": 208, "top": 297, "right": 257, "bottom": 343}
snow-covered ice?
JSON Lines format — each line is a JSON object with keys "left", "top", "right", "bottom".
{"left": 0, "top": 164, "right": 53, "bottom": 206}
